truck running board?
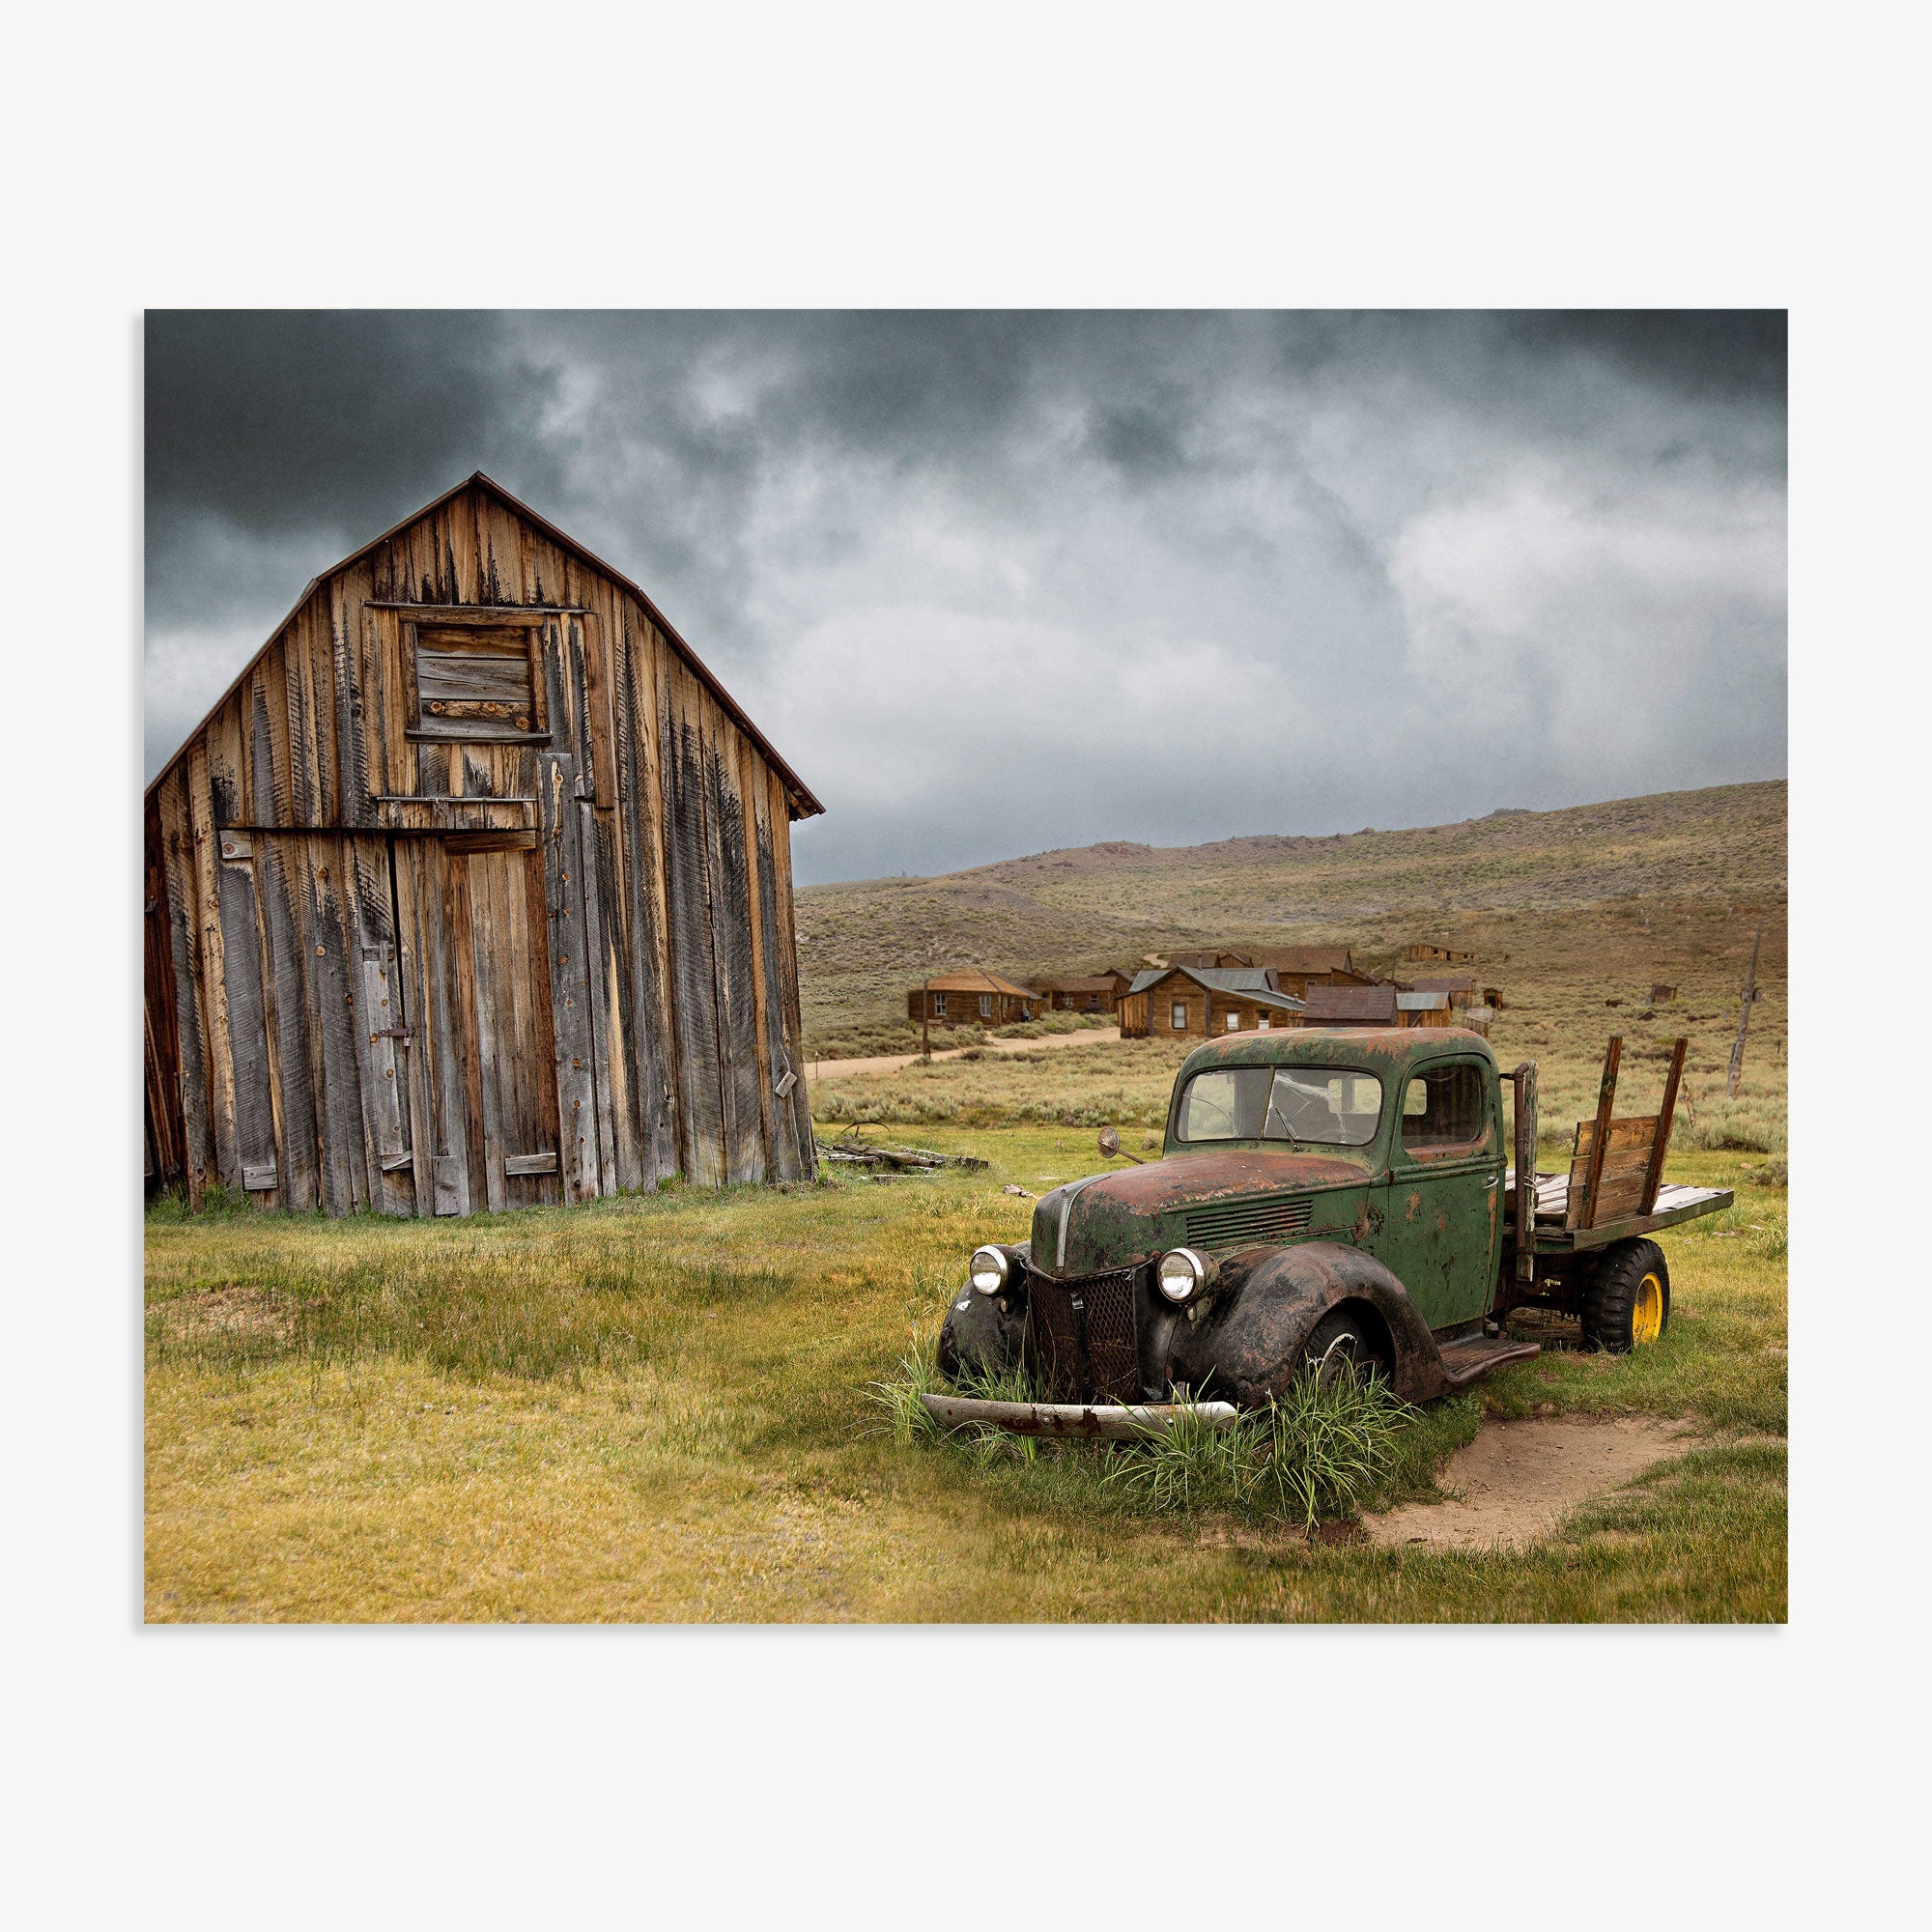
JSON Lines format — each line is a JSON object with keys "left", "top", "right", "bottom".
{"left": 1435, "top": 1335, "right": 1542, "bottom": 1386}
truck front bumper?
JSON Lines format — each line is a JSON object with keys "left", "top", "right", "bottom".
{"left": 919, "top": 1394, "right": 1238, "bottom": 1439}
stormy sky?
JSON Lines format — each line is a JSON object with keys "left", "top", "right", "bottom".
{"left": 145, "top": 311, "right": 1786, "bottom": 885}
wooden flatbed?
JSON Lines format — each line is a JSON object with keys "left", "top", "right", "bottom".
{"left": 1505, "top": 1170, "right": 1734, "bottom": 1254}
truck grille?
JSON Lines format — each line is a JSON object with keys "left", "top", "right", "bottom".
{"left": 1029, "top": 1269, "right": 1141, "bottom": 1404}
{"left": 1183, "top": 1194, "right": 1314, "bottom": 1249}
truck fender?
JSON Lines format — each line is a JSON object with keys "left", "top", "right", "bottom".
{"left": 1170, "top": 1241, "right": 1453, "bottom": 1407}
{"left": 937, "top": 1245, "right": 1032, "bottom": 1383}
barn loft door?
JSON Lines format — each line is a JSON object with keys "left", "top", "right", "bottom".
{"left": 392, "top": 834, "right": 563, "bottom": 1215}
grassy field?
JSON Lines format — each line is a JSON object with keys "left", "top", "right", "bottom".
{"left": 146, "top": 1125, "right": 1785, "bottom": 1623}
{"left": 146, "top": 778, "right": 1787, "bottom": 1621}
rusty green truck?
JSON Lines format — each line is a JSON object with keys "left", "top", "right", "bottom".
{"left": 927, "top": 1026, "right": 1730, "bottom": 1437}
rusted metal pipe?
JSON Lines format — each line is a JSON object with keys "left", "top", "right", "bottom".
{"left": 919, "top": 1394, "right": 1238, "bottom": 1439}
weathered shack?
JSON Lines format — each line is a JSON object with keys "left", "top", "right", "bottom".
{"left": 907, "top": 970, "right": 1040, "bottom": 1027}
{"left": 1118, "top": 967, "right": 1304, "bottom": 1037}
{"left": 1303, "top": 983, "right": 1400, "bottom": 1027}
{"left": 1403, "top": 943, "right": 1477, "bottom": 965}
{"left": 1395, "top": 990, "right": 1454, "bottom": 1028}
{"left": 1248, "top": 945, "right": 1378, "bottom": 1002}
{"left": 1032, "top": 970, "right": 1130, "bottom": 1014}
{"left": 143, "top": 472, "right": 822, "bottom": 1216}
{"left": 1144, "top": 949, "right": 1253, "bottom": 971}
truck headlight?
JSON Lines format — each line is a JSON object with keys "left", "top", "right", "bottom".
{"left": 969, "top": 1246, "right": 1011, "bottom": 1295}
{"left": 1156, "top": 1247, "right": 1218, "bottom": 1304}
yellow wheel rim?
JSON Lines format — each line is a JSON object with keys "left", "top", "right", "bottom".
{"left": 1632, "top": 1272, "right": 1664, "bottom": 1345}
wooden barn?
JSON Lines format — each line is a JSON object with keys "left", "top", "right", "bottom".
{"left": 1031, "top": 970, "right": 1131, "bottom": 1014}
{"left": 1118, "top": 967, "right": 1304, "bottom": 1038}
{"left": 907, "top": 970, "right": 1040, "bottom": 1027}
{"left": 143, "top": 472, "right": 823, "bottom": 1216}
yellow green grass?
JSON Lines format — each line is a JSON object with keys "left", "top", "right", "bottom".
{"left": 146, "top": 1130, "right": 1784, "bottom": 1623}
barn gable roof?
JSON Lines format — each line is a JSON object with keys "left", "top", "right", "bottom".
{"left": 145, "top": 470, "right": 824, "bottom": 817}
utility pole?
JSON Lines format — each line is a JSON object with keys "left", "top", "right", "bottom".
{"left": 1725, "top": 922, "right": 1764, "bottom": 1100}
{"left": 922, "top": 1006, "right": 930, "bottom": 1063}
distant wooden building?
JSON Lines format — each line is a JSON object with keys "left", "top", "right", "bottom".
{"left": 908, "top": 969, "right": 1040, "bottom": 1027}
{"left": 1144, "top": 948, "right": 1254, "bottom": 971}
{"left": 143, "top": 472, "right": 822, "bottom": 1217}
{"left": 1407, "top": 975, "right": 1500, "bottom": 1034}
{"left": 1303, "top": 983, "right": 1399, "bottom": 1027}
{"left": 1395, "top": 990, "right": 1454, "bottom": 1028}
{"left": 1032, "top": 970, "right": 1131, "bottom": 1014}
{"left": 1248, "top": 945, "right": 1379, "bottom": 1002}
{"left": 1403, "top": 943, "right": 1478, "bottom": 965}
{"left": 1119, "top": 967, "right": 1304, "bottom": 1038}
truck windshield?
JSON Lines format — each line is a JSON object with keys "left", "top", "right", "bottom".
{"left": 1177, "top": 1066, "right": 1382, "bottom": 1146}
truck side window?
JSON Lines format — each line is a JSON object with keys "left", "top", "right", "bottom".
{"left": 1400, "top": 1063, "right": 1492, "bottom": 1153}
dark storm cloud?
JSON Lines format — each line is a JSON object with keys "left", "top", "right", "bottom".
{"left": 144, "top": 310, "right": 1786, "bottom": 881}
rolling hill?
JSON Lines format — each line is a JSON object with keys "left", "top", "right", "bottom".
{"left": 794, "top": 780, "right": 1787, "bottom": 1044}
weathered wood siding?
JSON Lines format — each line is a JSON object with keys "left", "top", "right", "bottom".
{"left": 1118, "top": 978, "right": 1295, "bottom": 1039}
{"left": 906, "top": 988, "right": 1037, "bottom": 1026}
{"left": 144, "top": 478, "right": 817, "bottom": 1212}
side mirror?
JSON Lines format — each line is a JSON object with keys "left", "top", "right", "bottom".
{"left": 1096, "top": 1125, "right": 1121, "bottom": 1156}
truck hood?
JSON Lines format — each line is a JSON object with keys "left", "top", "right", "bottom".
{"left": 1031, "top": 1150, "right": 1373, "bottom": 1278}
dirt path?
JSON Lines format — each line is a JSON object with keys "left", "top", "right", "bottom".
{"left": 1361, "top": 1415, "right": 1703, "bottom": 1551}
{"left": 807, "top": 1026, "right": 1122, "bottom": 1082}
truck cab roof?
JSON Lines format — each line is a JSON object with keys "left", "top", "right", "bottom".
{"left": 1179, "top": 1024, "right": 1496, "bottom": 1078}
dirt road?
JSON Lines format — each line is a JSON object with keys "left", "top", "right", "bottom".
{"left": 807, "top": 1026, "right": 1122, "bottom": 1082}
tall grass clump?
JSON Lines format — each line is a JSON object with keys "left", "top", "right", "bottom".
{"left": 868, "top": 1342, "right": 1418, "bottom": 1529}
{"left": 1103, "top": 1372, "right": 1412, "bottom": 1529}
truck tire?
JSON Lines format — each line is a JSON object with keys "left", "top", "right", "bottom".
{"left": 1300, "top": 1305, "right": 1392, "bottom": 1387}
{"left": 1580, "top": 1239, "right": 1670, "bottom": 1353}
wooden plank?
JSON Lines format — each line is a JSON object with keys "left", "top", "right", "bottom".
{"left": 618, "top": 609, "right": 679, "bottom": 1183}
{"left": 1593, "top": 1171, "right": 1649, "bottom": 1222}
{"left": 1641, "top": 1037, "right": 1689, "bottom": 1214}
{"left": 661, "top": 668, "right": 726, "bottom": 1186}
{"left": 1572, "top": 1115, "right": 1660, "bottom": 1156}
{"left": 350, "top": 836, "right": 413, "bottom": 1215}
{"left": 1571, "top": 1036, "right": 1623, "bottom": 1232}
{"left": 584, "top": 798, "right": 639, "bottom": 1192}
{"left": 704, "top": 704, "right": 765, "bottom": 1185}
{"left": 505, "top": 1151, "right": 560, "bottom": 1177}
{"left": 572, "top": 796, "right": 619, "bottom": 1194}
{"left": 155, "top": 777, "right": 212, "bottom": 1202}
{"left": 364, "top": 601, "right": 590, "bottom": 620}
{"left": 520, "top": 845, "right": 565, "bottom": 1207}
{"left": 249, "top": 683, "right": 318, "bottom": 1208}
{"left": 303, "top": 838, "right": 367, "bottom": 1213}
{"left": 390, "top": 836, "right": 442, "bottom": 1217}
{"left": 442, "top": 848, "right": 497, "bottom": 1214}
{"left": 538, "top": 750, "right": 601, "bottom": 1201}
{"left": 739, "top": 733, "right": 778, "bottom": 1171}
{"left": 763, "top": 765, "right": 815, "bottom": 1173}
{"left": 215, "top": 840, "right": 277, "bottom": 1205}
{"left": 184, "top": 742, "right": 239, "bottom": 1188}
{"left": 330, "top": 576, "right": 372, "bottom": 827}
{"left": 142, "top": 802, "right": 187, "bottom": 1190}
{"left": 373, "top": 798, "right": 535, "bottom": 835}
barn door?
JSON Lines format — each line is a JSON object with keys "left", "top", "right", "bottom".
{"left": 391, "top": 833, "right": 564, "bottom": 1214}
